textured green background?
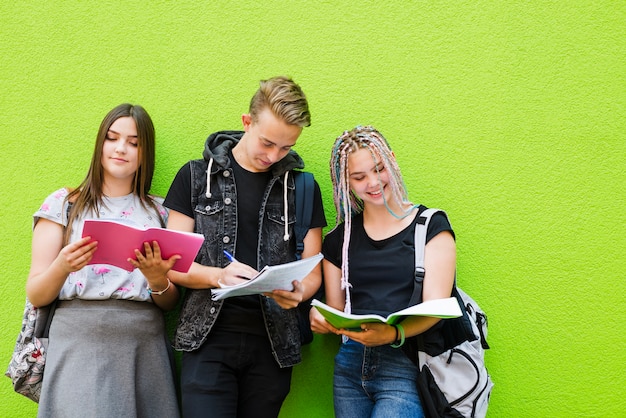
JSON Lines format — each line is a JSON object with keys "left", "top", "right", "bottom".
{"left": 1, "top": 1, "right": 625, "bottom": 417}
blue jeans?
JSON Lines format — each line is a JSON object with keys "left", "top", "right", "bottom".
{"left": 334, "top": 339, "right": 424, "bottom": 418}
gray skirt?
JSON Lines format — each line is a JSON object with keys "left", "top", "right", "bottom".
{"left": 38, "top": 299, "right": 180, "bottom": 418}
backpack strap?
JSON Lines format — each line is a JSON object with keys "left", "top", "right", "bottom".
{"left": 410, "top": 208, "right": 447, "bottom": 305}
{"left": 41, "top": 202, "right": 74, "bottom": 337}
{"left": 293, "top": 171, "right": 315, "bottom": 260}
{"left": 292, "top": 170, "right": 319, "bottom": 345}
{"left": 412, "top": 208, "right": 478, "bottom": 357}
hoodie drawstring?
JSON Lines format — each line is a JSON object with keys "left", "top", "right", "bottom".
{"left": 206, "top": 157, "right": 289, "bottom": 242}
{"left": 205, "top": 158, "right": 214, "bottom": 198}
{"left": 283, "top": 171, "right": 289, "bottom": 241}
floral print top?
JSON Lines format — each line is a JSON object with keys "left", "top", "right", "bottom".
{"left": 34, "top": 188, "right": 168, "bottom": 302}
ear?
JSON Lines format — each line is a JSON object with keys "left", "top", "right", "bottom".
{"left": 241, "top": 114, "right": 252, "bottom": 131}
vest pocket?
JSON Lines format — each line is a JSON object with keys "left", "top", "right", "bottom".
{"left": 194, "top": 200, "right": 224, "bottom": 216}
{"left": 265, "top": 205, "right": 295, "bottom": 226}
{"left": 194, "top": 200, "right": 225, "bottom": 257}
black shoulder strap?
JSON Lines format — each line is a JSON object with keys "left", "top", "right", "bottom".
{"left": 41, "top": 202, "right": 74, "bottom": 337}
{"left": 292, "top": 171, "right": 318, "bottom": 345}
{"left": 409, "top": 208, "right": 448, "bottom": 305}
{"left": 293, "top": 171, "right": 315, "bottom": 259}
{"left": 412, "top": 209, "right": 477, "bottom": 355}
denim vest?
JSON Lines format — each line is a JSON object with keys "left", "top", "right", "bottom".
{"left": 173, "top": 134, "right": 303, "bottom": 368}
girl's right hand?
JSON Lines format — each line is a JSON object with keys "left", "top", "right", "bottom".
{"left": 56, "top": 236, "right": 98, "bottom": 273}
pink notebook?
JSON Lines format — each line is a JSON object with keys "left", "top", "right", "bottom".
{"left": 81, "top": 219, "right": 204, "bottom": 273}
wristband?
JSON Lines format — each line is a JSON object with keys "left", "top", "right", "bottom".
{"left": 147, "top": 278, "right": 171, "bottom": 296}
{"left": 390, "top": 323, "right": 406, "bottom": 348}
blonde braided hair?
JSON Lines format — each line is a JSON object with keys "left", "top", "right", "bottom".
{"left": 329, "top": 126, "right": 414, "bottom": 313}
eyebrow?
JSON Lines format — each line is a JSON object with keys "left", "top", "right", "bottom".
{"left": 107, "top": 129, "right": 138, "bottom": 138}
{"left": 261, "top": 136, "right": 296, "bottom": 148}
{"left": 349, "top": 161, "right": 384, "bottom": 177}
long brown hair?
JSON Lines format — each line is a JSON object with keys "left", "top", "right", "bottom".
{"left": 64, "top": 103, "right": 163, "bottom": 242}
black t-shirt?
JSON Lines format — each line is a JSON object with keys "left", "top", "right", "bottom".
{"left": 164, "top": 159, "right": 326, "bottom": 232}
{"left": 322, "top": 207, "right": 453, "bottom": 317}
{"left": 164, "top": 153, "right": 326, "bottom": 335}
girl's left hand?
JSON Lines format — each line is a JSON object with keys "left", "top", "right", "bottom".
{"left": 339, "top": 322, "right": 397, "bottom": 347}
{"left": 129, "top": 241, "right": 181, "bottom": 282}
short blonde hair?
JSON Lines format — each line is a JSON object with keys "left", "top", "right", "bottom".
{"left": 249, "top": 76, "right": 311, "bottom": 127}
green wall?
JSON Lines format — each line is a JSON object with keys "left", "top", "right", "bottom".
{"left": 1, "top": 1, "right": 624, "bottom": 416}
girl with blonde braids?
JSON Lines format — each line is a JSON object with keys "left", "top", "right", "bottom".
{"left": 311, "top": 126, "right": 457, "bottom": 417}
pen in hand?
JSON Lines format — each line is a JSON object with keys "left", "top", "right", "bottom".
{"left": 223, "top": 250, "right": 237, "bottom": 263}
{"left": 221, "top": 250, "right": 254, "bottom": 284}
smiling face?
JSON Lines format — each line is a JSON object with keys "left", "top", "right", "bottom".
{"left": 234, "top": 108, "right": 302, "bottom": 172}
{"left": 100, "top": 116, "right": 139, "bottom": 186}
{"left": 347, "top": 148, "right": 391, "bottom": 207}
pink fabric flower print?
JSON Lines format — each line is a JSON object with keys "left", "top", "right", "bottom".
{"left": 121, "top": 207, "right": 134, "bottom": 218}
{"left": 114, "top": 282, "right": 135, "bottom": 297}
{"left": 92, "top": 266, "right": 111, "bottom": 284}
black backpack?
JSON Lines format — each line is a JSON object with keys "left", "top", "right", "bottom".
{"left": 292, "top": 171, "right": 320, "bottom": 345}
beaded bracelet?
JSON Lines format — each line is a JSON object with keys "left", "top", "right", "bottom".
{"left": 390, "top": 323, "right": 406, "bottom": 348}
{"left": 147, "top": 278, "right": 171, "bottom": 296}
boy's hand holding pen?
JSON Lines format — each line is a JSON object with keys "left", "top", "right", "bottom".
{"left": 219, "top": 250, "right": 258, "bottom": 286}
